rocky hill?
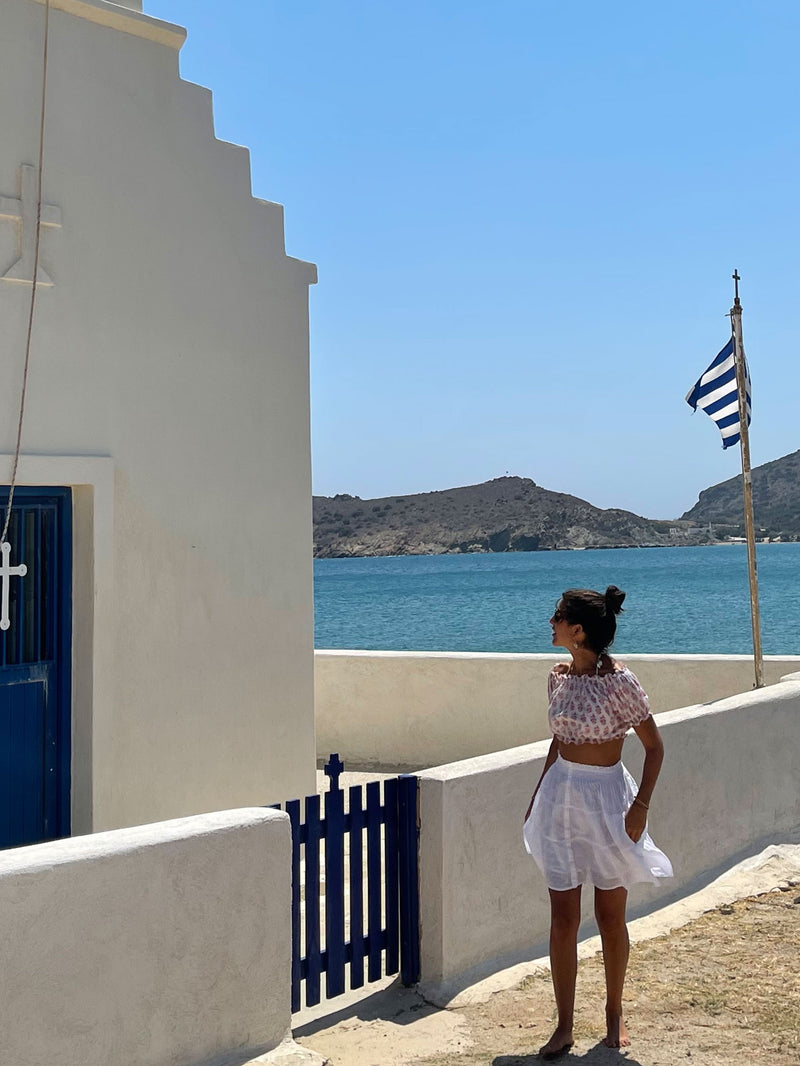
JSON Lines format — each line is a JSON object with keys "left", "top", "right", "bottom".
{"left": 680, "top": 449, "right": 800, "bottom": 537}
{"left": 313, "top": 477, "right": 688, "bottom": 558}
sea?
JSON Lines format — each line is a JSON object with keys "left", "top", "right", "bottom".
{"left": 313, "top": 543, "right": 800, "bottom": 656}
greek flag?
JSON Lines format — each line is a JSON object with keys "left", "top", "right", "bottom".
{"left": 686, "top": 337, "right": 752, "bottom": 449}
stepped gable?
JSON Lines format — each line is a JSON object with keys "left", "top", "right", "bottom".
{"left": 0, "top": 0, "right": 318, "bottom": 829}
{"left": 681, "top": 450, "right": 800, "bottom": 535}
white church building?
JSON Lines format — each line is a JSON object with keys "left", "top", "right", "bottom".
{"left": 0, "top": 0, "right": 318, "bottom": 843}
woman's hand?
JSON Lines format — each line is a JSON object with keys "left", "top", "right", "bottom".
{"left": 625, "top": 803, "right": 647, "bottom": 842}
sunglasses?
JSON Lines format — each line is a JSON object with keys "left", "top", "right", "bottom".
{"left": 552, "top": 604, "right": 568, "bottom": 623}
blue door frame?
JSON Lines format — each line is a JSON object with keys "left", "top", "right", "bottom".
{"left": 0, "top": 487, "right": 72, "bottom": 847}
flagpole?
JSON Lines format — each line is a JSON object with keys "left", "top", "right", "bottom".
{"left": 730, "top": 270, "right": 764, "bottom": 688}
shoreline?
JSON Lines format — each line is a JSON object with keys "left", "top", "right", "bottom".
{"left": 315, "top": 539, "right": 795, "bottom": 561}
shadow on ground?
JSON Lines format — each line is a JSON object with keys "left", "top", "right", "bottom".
{"left": 293, "top": 981, "right": 434, "bottom": 1038}
{"left": 493, "top": 1045, "right": 645, "bottom": 1065}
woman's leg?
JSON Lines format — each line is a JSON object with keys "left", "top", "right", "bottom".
{"left": 594, "top": 885, "right": 630, "bottom": 1048}
{"left": 540, "top": 885, "right": 582, "bottom": 1056}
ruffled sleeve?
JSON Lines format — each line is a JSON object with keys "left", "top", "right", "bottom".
{"left": 611, "top": 668, "right": 651, "bottom": 730}
{"left": 547, "top": 665, "right": 567, "bottom": 702}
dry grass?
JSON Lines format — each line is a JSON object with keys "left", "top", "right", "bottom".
{"left": 412, "top": 888, "right": 800, "bottom": 1066}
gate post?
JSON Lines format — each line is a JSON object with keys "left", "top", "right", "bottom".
{"left": 324, "top": 753, "right": 346, "bottom": 997}
{"left": 397, "top": 774, "right": 420, "bottom": 986}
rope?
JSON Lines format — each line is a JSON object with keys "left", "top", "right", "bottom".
{"left": 1, "top": 0, "right": 52, "bottom": 544}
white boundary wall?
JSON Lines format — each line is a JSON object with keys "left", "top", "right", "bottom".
{"left": 416, "top": 672, "right": 800, "bottom": 995}
{"left": 315, "top": 650, "right": 800, "bottom": 768}
{"left": 0, "top": 808, "right": 293, "bottom": 1066}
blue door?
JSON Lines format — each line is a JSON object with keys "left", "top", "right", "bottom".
{"left": 0, "top": 488, "right": 72, "bottom": 848}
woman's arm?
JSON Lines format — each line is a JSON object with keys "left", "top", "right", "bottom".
{"left": 624, "top": 715, "right": 665, "bottom": 842}
{"left": 524, "top": 737, "right": 559, "bottom": 821}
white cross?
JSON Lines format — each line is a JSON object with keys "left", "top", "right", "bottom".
{"left": 0, "top": 542, "right": 27, "bottom": 632}
{"left": 0, "top": 164, "right": 62, "bottom": 286}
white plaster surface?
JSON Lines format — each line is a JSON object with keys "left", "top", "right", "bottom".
{"left": 315, "top": 650, "right": 800, "bottom": 768}
{"left": 415, "top": 676, "right": 800, "bottom": 989}
{"left": 0, "top": 0, "right": 317, "bottom": 831}
{"left": 0, "top": 808, "right": 293, "bottom": 1066}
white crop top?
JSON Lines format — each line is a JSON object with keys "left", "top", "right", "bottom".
{"left": 547, "top": 664, "right": 651, "bottom": 745}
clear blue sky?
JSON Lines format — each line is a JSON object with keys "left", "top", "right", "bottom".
{"left": 147, "top": 1, "right": 799, "bottom": 519}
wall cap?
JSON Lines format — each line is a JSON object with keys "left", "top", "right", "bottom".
{"left": 0, "top": 807, "right": 287, "bottom": 876}
{"left": 27, "top": 0, "right": 186, "bottom": 50}
{"left": 315, "top": 649, "right": 800, "bottom": 664}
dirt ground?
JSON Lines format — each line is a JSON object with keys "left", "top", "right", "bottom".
{"left": 298, "top": 884, "right": 800, "bottom": 1066}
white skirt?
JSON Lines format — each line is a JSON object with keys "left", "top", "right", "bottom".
{"left": 523, "top": 754, "right": 673, "bottom": 892}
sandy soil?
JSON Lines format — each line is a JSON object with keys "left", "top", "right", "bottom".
{"left": 297, "top": 883, "right": 800, "bottom": 1066}
{"left": 412, "top": 887, "right": 800, "bottom": 1066}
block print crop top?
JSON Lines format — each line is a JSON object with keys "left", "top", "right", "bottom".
{"left": 547, "top": 664, "right": 651, "bottom": 745}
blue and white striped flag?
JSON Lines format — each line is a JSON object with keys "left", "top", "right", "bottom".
{"left": 686, "top": 337, "right": 752, "bottom": 449}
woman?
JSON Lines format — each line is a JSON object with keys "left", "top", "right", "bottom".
{"left": 522, "top": 586, "right": 672, "bottom": 1059}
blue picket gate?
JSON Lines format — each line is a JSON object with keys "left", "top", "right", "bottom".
{"left": 274, "top": 754, "right": 420, "bottom": 1011}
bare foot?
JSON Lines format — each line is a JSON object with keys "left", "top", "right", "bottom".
{"left": 539, "top": 1026, "right": 574, "bottom": 1059}
{"left": 603, "top": 1010, "right": 630, "bottom": 1048}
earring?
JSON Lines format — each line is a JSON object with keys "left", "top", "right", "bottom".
{"left": 573, "top": 642, "right": 579, "bottom": 650}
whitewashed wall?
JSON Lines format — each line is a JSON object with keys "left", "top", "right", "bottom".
{"left": 416, "top": 672, "right": 800, "bottom": 995}
{"left": 315, "top": 650, "right": 800, "bottom": 769}
{"left": 0, "top": 0, "right": 317, "bottom": 830}
{"left": 0, "top": 808, "right": 296, "bottom": 1066}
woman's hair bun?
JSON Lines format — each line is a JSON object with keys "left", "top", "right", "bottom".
{"left": 604, "top": 585, "right": 626, "bottom": 615}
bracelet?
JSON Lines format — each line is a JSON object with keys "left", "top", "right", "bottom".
{"left": 632, "top": 796, "right": 649, "bottom": 810}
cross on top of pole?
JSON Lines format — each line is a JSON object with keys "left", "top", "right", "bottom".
{"left": 324, "top": 753, "right": 345, "bottom": 792}
{"left": 732, "top": 269, "right": 741, "bottom": 307}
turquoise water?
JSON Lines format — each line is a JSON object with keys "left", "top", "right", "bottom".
{"left": 313, "top": 544, "right": 800, "bottom": 655}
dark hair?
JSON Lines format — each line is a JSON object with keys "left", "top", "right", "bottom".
{"left": 558, "top": 585, "right": 626, "bottom": 654}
